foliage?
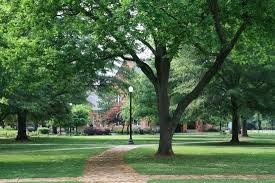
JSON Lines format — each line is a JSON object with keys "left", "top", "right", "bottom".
{"left": 72, "top": 104, "right": 92, "bottom": 128}
{"left": 121, "top": 72, "right": 158, "bottom": 125}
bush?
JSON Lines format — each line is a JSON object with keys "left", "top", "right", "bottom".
{"left": 103, "top": 128, "right": 111, "bottom": 135}
{"left": 112, "top": 126, "right": 125, "bottom": 134}
{"left": 132, "top": 126, "right": 141, "bottom": 134}
{"left": 111, "top": 125, "right": 159, "bottom": 135}
{"left": 205, "top": 128, "right": 219, "bottom": 132}
{"left": 84, "top": 127, "right": 111, "bottom": 135}
{"left": 142, "top": 127, "right": 153, "bottom": 134}
{"left": 38, "top": 127, "right": 50, "bottom": 134}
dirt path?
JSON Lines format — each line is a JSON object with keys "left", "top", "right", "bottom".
{"left": 82, "top": 145, "right": 148, "bottom": 183}
{"left": 2, "top": 145, "right": 275, "bottom": 183}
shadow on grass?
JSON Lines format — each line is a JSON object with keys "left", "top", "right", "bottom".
{"left": 126, "top": 148, "right": 275, "bottom": 175}
{"left": 0, "top": 148, "right": 105, "bottom": 179}
{"left": 182, "top": 141, "right": 275, "bottom": 147}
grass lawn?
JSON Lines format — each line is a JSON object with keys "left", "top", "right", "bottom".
{"left": 0, "top": 147, "right": 105, "bottom": 179}
{"left": 125, "top": 133, "right": 275, "bottom": 175}
{"left": 2, "top": 132, "right": 275, "bottom": 180}
{"left": 0, "top": 136, "right": 110, "bottom": 179}
{"left": 0, "top": 134, "right": 165, "bottom": 179}
{"left": 149, "top": 180, "right": 275, "bottom": 183}
{"left": 0, "top": 133, "right": 229, "bottom": 179}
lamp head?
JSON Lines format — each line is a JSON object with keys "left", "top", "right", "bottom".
{"left": 128, "top": 86, "right": 134, "bottom": 93}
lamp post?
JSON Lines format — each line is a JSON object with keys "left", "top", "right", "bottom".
{"left": 128, "top": 86, "right": 134, "bottom": 144}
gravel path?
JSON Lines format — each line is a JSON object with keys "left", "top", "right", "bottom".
{"left": 82, "top": 145, "right": 148, "bottom": 183}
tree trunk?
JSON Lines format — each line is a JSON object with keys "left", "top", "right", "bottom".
{"left": 126, "top": 123, "right": 129, "bottom": 134}
{"left": 241, "top": 117, "right": 248, "bottom": 137}
{"left": 257, "top": 113, "right": 262, "bottom": 130}
{"left": 157, "top": 120, "right": 175, "bottom": 156}
{"left": 230, "top": 96, "right": 239, "bottom": 143}
{"left": 155, "top": 52, "right": 175, "bottom": 156}
{"left": 0, "top": 120, "right": 4, "bottom": 129}
{"left": 16, "top": 110, "right": 28, "bottom": 141}
{"left": 121, "top": 123, "right": 125, "bottom": 135}
{"left": 52, "top": 126, "right": 57, "bottom": 134}
{"left": 34, "top": 123, "right": 38, "bottom": 131}
{"left": 75, "top": 125, "right": 78, "bottom": 134}
{"left": 59, "top": 126, "right": 62, "bottom": 135}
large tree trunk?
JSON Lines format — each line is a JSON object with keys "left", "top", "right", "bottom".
{"left": 241, "top": 117, "right": 248, "bottom": 137}
{"left": 155, "top": 51, "right": 175, "bottom": 156}
{"left": 16, "top": 110, "right": 28, "bottom": 141}
{"left": 230, "top": 96, "right": 239, "bottom": 143}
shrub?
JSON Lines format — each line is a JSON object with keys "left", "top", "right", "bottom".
{"left": 103, "top": 128, "right": 111, "bottom": 135}
{"left": 205, "top": 128, "right": 219, "bottom": 132}
{"left": 142, "top": 127, "right": 153, "bottom": 134}
{"left": 83, "top": 127, "right": 95, "bottom": 135}
{"left": 112, "top": 126, "right": 124, "bottom": 134}
{"left": 112, "top": 125, "right": 159, "bottom": 135}
{"left": 84, "top": 127, "right": 111, "bottom": 135}
{"left": 38, "top": 127, "right": 50, "bottom": 134}
{"left": 132, "top": 126, "right": 141, "bottom": 134}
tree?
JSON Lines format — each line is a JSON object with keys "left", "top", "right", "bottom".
{"left": 60, "top": 0, "right": 271, "bottom": 156}
{"left": 197, "top": 59, "right": 275, "bottom": 142}
{"left": 3, "top": 1, "right": 274, "bottom": 154}
{"left": 0, "top": 1, "right": 105, "bottom": 140}
{"left": 76, "top": 0, "right": 254, "bottom": 156}
{"left": 75, "top": 0, "right": 271, "bottom": 155}
{"left": 72, "top": 104, "right": 91, "bottom": 134}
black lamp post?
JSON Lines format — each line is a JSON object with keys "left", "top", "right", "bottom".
{"left": 128, "top": 86, "right": 134, "bottom": 144}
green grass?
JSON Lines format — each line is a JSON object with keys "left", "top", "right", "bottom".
{"left": 2, "top": 132, "right": 275, "bottom": 179}
{"left": 0, "top": 133, "right": 228, "bottom": 179}
{"left": 125, "top": 133, "right": 275, "bottom": 175}
{"left": 149, "top": 180, "right": 275, "bottom": 183}
{"left": 0, "top": 134, "right": 163, "bottom": 179}
{"left": 0, "top": 137, "right": 109, "bottom": 179}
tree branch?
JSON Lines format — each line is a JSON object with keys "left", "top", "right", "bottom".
{"left": 193, "top": 43, "right": 218, "bottom": 56}
{"left": 120, "top": 54, "right": 158, "bottom": 87}
{"left": 207, "top": 0, "right": 227, "bottom": 45}
{"left": 172, "top": 20, "right": 247, "bottom": 124}
{"left": 138, "top": 38, "right": 156, "bottom": 55}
